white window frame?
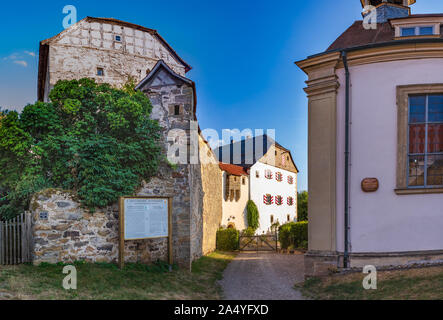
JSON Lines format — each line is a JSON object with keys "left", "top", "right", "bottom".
{"left": 400, "top": 25, "right": 435, "bottom": 37}
{"left": 394, "top": 23, "right": 441, "bottom": 38}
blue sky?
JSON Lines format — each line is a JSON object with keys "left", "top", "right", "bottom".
{"left": 1, "top": 0, "right": 443, "bottom": 191}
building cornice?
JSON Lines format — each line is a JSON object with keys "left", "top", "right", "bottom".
{"left": 390, "top": 16, "right": 443, "bottom": 27}
{"left": 295, "top": 52, "right": 341, "bottom": 75}
{"left": 297, "top": 41, "right": 443, "bottom": 74}
{"left": 341, "top": 42, "right": 443, "bottom": 67}
{"left": 304, "top": 76, "right": 340, "bottom": 98}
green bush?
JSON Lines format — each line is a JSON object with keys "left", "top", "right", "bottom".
{"left": 246, "top": 200, "right": 259, "bottom": 230}
{"left": 278, "top": 221, "right": 308, "bottom": 250}
{"left": 0, "top": 78, "right": 162, "bottom": 219}
{"left": 216, "top": 228, "right": 239, "bottom": 251}
{"left": 241, "top": 227, "right": 256, "bottom": 237}
{"left": 297, "top": 191, "right": 308, "bottom": 221}
{"left": 278, "top": 223, "right": 293, "bottom": 249}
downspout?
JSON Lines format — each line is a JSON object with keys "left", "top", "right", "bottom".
{"left": 342, "top": 50, "right": 350, "bottom": 269}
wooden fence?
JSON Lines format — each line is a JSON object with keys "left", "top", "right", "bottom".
{"left": 0, "top": 212, "right": 33, "bottom": 265}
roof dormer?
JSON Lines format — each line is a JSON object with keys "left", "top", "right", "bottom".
{"left": 390, "top": 16, "right": 443, "bottom": 39}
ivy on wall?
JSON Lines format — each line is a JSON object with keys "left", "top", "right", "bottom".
{"left": 0, "top": 78, "right": 162, "bottom": 219}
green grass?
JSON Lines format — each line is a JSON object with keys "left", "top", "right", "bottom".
{"left": 299, "top": 265, "right": 443, "bottom": 300}
{"left": 0, "top": 251, "right": 236, "bottom": 300}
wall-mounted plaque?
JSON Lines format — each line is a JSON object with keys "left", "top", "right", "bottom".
{"left": 361, "top": 178, "right": 379, "bottom": 193}
{"left": 122, "top": 198, "right": 169, "bottom": 240}
{"left": 118, "top": 196, "right": 172, "bottom": 269}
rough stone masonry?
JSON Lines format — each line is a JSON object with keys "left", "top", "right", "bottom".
{"left": 31, "top": 189, "right": 168, "bottom": 265}
{"left": 31, "top": 59, "right": 223, "bottom": 269}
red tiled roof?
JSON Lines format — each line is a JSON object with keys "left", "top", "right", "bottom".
{"left": 219, "top": 162, "right": 248, "bottom": 176}
{"left": 327, "top": 21, "right": 395, "bottom": 51}
{"left": 327, "top": 14, "right": 443, "bottom": 52}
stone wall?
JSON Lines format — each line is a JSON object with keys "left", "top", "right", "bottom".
{"left": 32, "top": 38, "right": 223, "bottom": 268}
{"left": 31, "top": 189, "right": 168, "bottom": 264}
{"left": 138, "top": 65, "right": 197, "bottom": 269}
{"left": 190, "top": 161, "right": 204, "bottom": 261}
{"left": 33, "top": 63, "right": 199, "bottom": 269}
{"left": 199, "top": 136, "right": 223, "bottom": 255}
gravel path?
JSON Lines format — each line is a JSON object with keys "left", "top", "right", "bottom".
{"left": 220, "top": 252, "right": 305, "bottom": 300}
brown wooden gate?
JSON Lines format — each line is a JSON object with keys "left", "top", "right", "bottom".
{"left": 0, "top": 212, "right": 33, "bottom": 265}
{"left": 239, "top": 234, "right": 278, "bottom": 252}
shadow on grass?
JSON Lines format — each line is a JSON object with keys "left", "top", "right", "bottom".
{"left": 300, "top": 267, "right": 443, "bottom": 300}
{"left": 0, "top": 250, "right": 236, "bottom": 300}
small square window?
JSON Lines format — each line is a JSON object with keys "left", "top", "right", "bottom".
{"left": 256, "top": 171, "right": 259, "bottom": 178}
{"left": 401, "top": 27, "right": 416, "bottom": 37}
{"left": 39, "top": 211, "right": 48, "bottom": 220}
{"left": 242, "top": 177, "right": 246, "bottom": 185}
{"left": 419, "top": 26, "right": 434, "bottom": 35}
{"left": 115, "top": 35, "right": 122, "bottom": 42}
{"left": 174, "top": 105, "right": 180, "bottom": 115}
{"left": 97, "top": 68, "right": 104, "bottom": 76}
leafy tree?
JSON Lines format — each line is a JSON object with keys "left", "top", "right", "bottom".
{"left": 297, "top": 191, "right": 308, "bottom": 221}
{"left": 246, "top": 200, "right": 259, "bottom": 231}
{"left": 0, "top": 78, "right": 162, "bottom": 219}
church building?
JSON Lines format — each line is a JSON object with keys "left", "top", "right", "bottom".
{"left": 297, "top": 0, "right": 443, "bottom": 276}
